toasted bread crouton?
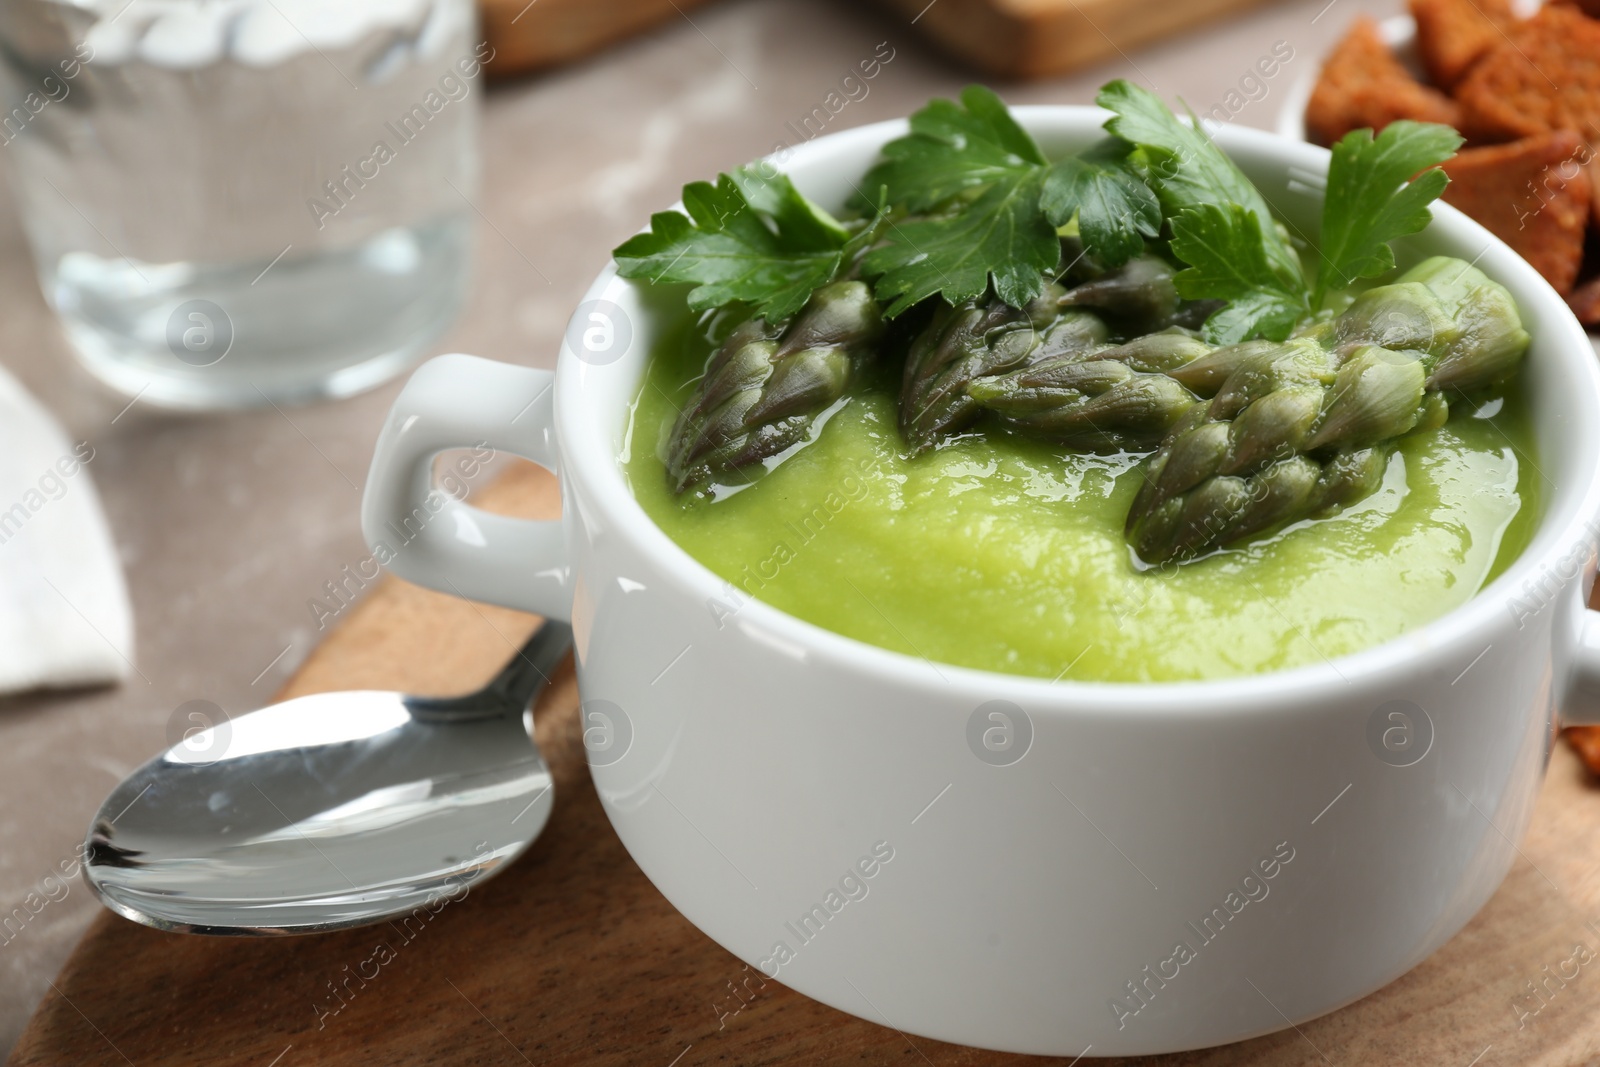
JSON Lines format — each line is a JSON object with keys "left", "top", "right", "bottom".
{"left": 1551, "top": 0, "right": 1600, "bottom": 19}
{"left": 1567, "top": 274, "right": 1600, "bottom": 325}
{"left": 1442, "top": 131, "right": 1593, "bottom": 293}
{"left": 1306, "top": 17, "right": 1462, "bottom": 147}
{"left": 1410, "top": 0, "right": 1517, "bottom": 89}
{"left": 1567, "top": 726, "right": 1600, "bottom": 775}
{"left": 1455, "top": 5, "right": 1600, "bottom": 142}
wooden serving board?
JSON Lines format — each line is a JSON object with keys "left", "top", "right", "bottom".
{"left": 13, "top": 463, "right": 1600, "bottom": 1066}
{"left": 869, "top": 0, "right": 1284, "bottom": 80}
{"left": 479, "top": 0, "right": 1281, "bottom": 81}
{"left": 478, "top": 0, "right": 717, "bottom": 79}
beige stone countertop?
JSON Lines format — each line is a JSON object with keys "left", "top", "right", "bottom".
{"left": 0, "top": 0, "right": 1392, "bottom": 1054}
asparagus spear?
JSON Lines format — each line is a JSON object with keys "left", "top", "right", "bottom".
{"left": 899, "top": 284, "right": 1110, "bottom": 453}
{"left": 1129, "top": 448, "right": 1390, "bottom": 564}
{"left": 1124, "top": 258, "right": 1526, "bottom": 563}
{"left": 1059, "top": 253, "right": 1179, "bottom": 328}
{"left": 1059, "top": 254, "right": 1226, "bottom": 333}
{"left": 967, "top": 331, "right": 1211, "bottom": 450}
{"left": 897, "top": 256, "right": 1218, "bottom": 454}
{"left": 1398, "top": 255, "right": 1531, "bottom": 394}
{"left": 667, "top": 280, "right": 883, "bottom": 493}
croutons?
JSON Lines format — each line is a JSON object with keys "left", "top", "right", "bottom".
{"left": 1307, "top": 3, "right": 1600, "bottom": 308}
{"left": 1441, "top": 131, "right": 1593, "bottom": 293}
{"left": 1566, "top": 275, "right": 1600, "bottom": 325}
{"left": 1566, "top": 725, "right": 1600, "bottom": 774}
{"left": 1410, "top": 0, "right": 1516, "bottom": 89}
{"left": 1455, "top": 5, "right": 1600, "bottom": 142}
{"left": 1306, "top": 17, "right": 1462, "bottom": 147}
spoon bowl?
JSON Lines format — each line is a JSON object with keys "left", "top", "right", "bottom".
{"left": 84, "top": 622, "right": 572, "bottom": 935}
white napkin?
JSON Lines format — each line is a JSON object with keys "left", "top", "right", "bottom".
{"left": 0, "top": 365, "right": 133, "bottom": 693}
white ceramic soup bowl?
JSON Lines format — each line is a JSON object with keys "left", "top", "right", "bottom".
{"left": 362, "top": 108, "right": 1600, "bottom": 1056}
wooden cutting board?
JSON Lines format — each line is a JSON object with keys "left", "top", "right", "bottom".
{"left": 867, "top": 0, "right": 1284, "bottom": 80}
{"left": 478, "top": 0, "right": 717, "bottom": 79}
{"left": 13, "top": 462, "right": 1600, "bottom": 1066}
{"left": 479, "top": 0, "right": 1282, "bottom": 81}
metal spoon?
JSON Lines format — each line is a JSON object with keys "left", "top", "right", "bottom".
{"left": 83, "top": 621, "right": 572, "bottom": 935}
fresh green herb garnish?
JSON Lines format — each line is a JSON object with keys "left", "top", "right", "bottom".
{"left": 613, "top": 167, "right": 849, "bottom": 323}
{"left": 613, "top": 81, "right": 1461, "bottom": 344}
{"left": 1313, "top": 121, "right": 1464, "bottom": 310}
{"left": 1039, "top": 139, "right": 1161, "bottom": 269}
{"left": 1097, "top": 81, "right": 1304, "bottom": 284}
{"left": 860, "top": 85, "right": 1046, "bottom": 211}
{"left": 1096, "top": 80, "right": 1309, "bottom": 341}
{"left": 860, "top": 174, "right": 1061, "bottom": 316}
{"left": 1095, "top": 81, "right": 1459, "bottom": 341}
{"left": 1169, "top": 203, "right": 1309, "bottom": 343}
{"left": 859, "top": 86, "right": 1061, "bottom": 315}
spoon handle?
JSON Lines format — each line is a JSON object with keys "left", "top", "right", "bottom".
{"left": 489, "top": 620, "right": 576, "bottom": 711}
{"left": 406, "top": 620, "right": 574, "bottom": 722}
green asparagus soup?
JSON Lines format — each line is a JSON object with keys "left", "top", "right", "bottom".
{"left": 609, "top": 81, "right": 1539, "bottom": 682}
{"left": 624, "top": 317, "right": 1537, "bottom": 683}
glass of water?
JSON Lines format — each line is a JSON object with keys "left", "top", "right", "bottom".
{"left": 0, "top": 0, "right": 481, "bottom": 409}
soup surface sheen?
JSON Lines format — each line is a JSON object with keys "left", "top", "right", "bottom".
{"left": 624, "top": 317, "right": 1539, "bottom": 683}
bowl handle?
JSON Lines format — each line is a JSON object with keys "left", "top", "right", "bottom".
{"left": 360, "top": 354, "right": 571, "bottom": 621}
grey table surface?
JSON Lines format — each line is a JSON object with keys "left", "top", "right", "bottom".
{"left": 0, "top": 0, "right": 1393, "bottom": 1054}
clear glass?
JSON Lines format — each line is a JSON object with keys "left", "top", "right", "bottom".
{"left": 0, "top": 0, "right": 481, "bottom": 409}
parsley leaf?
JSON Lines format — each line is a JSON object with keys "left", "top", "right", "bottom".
{"left": 1169, "top": 204, "right": 1309, "bottom": 343}
{"left": 841, "top": 185, "right": 892, "bottom": 271}
{"left": 1097, "top": 80, "right": 1305, "bottom": 294}
{"left": 860, "top": 169, "right": 1060, "bottom": 316}
{"left": 729, "top": 167, "right": 850, "bottom": 252}
{"left": 1314, "top": 121, "right": 1463, "bottom": 308}
{"left": 861, "top": 85, "right": 1046, "bottom": 212}
{"left": 1040, "top": 139, "right": 1161, "bottom": 268}
{"left": 613, "top": 166, "right": 847, "bottom": 323}
{"left": 856, "top": 86, "right": 1061, "bottom": 314}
